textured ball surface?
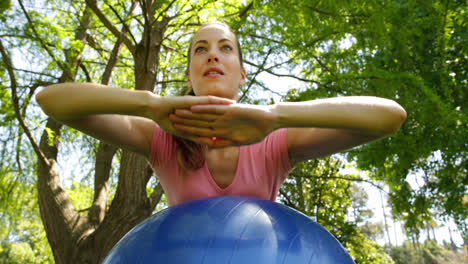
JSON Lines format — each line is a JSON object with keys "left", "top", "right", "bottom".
{"left": 103, "top": 196, "right": 354, "bottom": 263}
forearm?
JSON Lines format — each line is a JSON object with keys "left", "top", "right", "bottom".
{"left": 36, "top": 83, "right": 153, "bottom": 121}
{"left": 273, "top": 96, "right": 407, "bottom": 136}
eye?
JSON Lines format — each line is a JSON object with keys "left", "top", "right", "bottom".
{"left": 221, "top": 45, "right": 233, "bottom": 52}
{"left": 194, "top": 46, "right": 207, "bottom": 53}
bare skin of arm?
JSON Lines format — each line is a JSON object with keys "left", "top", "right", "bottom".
{"left": 169, "top": 96, "right": 407, "bottom": 164}
{"left": 36, "top": 83, "right": 233, "bottom": 157}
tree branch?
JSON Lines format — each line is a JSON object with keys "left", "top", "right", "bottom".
{"left": 244, "top": 60, "right": 320, "bottom": 85}
{"left": 255, "top": 80, "right": 284, "bottom": 97}
{"left": 239, "top": 48, "right": 272, "bottom": 101}
{"left": 249, "top": 33, "right": 286, "bottom": 45}
{"left": 290, "top": 172, "right": 386, "bottom": 192}
{"left": 279, "top": 189, "right": 302, "bottom": 211}
{"left": 306, "top": 5, "right": 369, "bottom": 18}
{"left": 15, "top": 131, "right": 23, "bottom": 175}
{"left": 88, "top": 16, "right": 134, "bottom": 224}
{"left": 250, "top": 31, "right": 342, "bottom": 50}
{"left": 85, "top": 0, "right": 136, "bottom": 55}
{"left": 13, "top": 68, "right": 58, "bottom": 79}
{"left": 218, "top": 0, "right": 254, "bottom": 22}
{"left": 89, "top": 142, "right": 117, "bottom": 226}
{"left": 153, "top": 0, "right": 177, "bottom": 26}
{"left": 0, "top": 38, "right": 49, "bottom": 166}
{"left": 18, "top": 0, "right": 67, "bottom": 76}
{"left": 105, "top": 0, "right": 138, "bottom": 45}
{"left": 238, "top": 1, "right": 254, "bottom": 19}
{"left": 138, "top": 0, "right": 149, "bottom": 29}
{"left": 79, "top": 63, "right": 92, "bottom": 82}
{"left": 167, "top": 1, "right": 198, "bottom": 21}
{"left": 306, "top": 5, "right": 336, "bottom": 16}
{"left": 312, "top": 54, "right": 336, "bottom": 76}
{"left": 157, "top": 79, "right": 186, "bottom": 85}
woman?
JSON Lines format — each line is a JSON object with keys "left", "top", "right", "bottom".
{"left": 36, "top": 22, "right": 407, "bottom": 206}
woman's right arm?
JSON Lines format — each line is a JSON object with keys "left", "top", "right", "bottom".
{"left": 35, "top": 83, "right": 233, "bottom": 157}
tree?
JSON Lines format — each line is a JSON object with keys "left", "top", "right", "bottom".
{"left": 255, "top": 0, "right": 467, "bottom": 241}
{"left": 348, "top": 184, "right": 386, "bottom": 242}
{"left": 278, "top": 158, "right": 394, "bottom": 263}
{"left": 349, "top": 0, "right": 468, "bottom": 242}
{"left": 0, "top": 173, "right": 53, "bottom": 263}
{"left": 1, "top": 0, "right": 254, "bottom": 262}
{"left": 388, "top": 239, "right": 464, "bottom": 264}
{"left": 349, "top": 184, "right": 374, "bottom": 224}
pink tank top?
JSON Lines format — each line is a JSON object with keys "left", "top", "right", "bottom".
{"left": 150, "top": 125, "right": 292, "bottom": 206}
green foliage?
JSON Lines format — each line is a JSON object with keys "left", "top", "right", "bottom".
{"left": 0, "top": 242, "right": 35, "bottom": 264}
{"left": 279, "top": 159, "right": 352, "bottom": 238}
{"left": 0, "top": 0, "right": 11, "bottom": 21}
{"left": 388, "top": 240, "right": 462, "bottom": 264}
{"left": 67, "top": 181, "right": 94, "bottom": 215}
{"left": 357, "top": 0, "right": 468, "bottom": 237}
{"left": 0, "top": 84, "right": 15, "bottom": 126}
{"left": 268, "top": 0, "right": 467, "bottom": 238}
{"left": 347, "top": 232, "right": 395, "bottom": 264}
{"left": 279, "top": 158, "right": 393, "bottom": 263}
{"left": 360, "top": 221, "right": 385, "bottom": 241}
{"left": 349, "top": 184, "right": 374, "bottom": 224}
{"left": 0, "top": 171, "right": 53, "bottom": 263}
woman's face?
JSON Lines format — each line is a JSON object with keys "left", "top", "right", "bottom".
{"left": 187, "top": 24, "right": 246, "bottom": 100}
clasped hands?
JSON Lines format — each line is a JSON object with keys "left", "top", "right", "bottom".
{"left": 160, "top": 95, "right": 277, "bottom": 148}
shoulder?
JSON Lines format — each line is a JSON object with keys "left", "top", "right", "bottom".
{"left": 264, "top": 128, "right": 288, "bottom": 146}
{"left": 246, "top": 128, "right": 290, "bottom": 165}
{"left": 149, "top": 123, "right": 178, "bottom": 166}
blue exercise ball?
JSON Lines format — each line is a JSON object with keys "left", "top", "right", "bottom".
{"left": 103, "top": 196, "right": 354, "bottom": 264}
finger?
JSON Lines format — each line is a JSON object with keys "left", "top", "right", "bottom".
{"left": 173, "top": 109, "right": 221, "bottom": 121}
{"left": 190, "top": 104, "right": 230, "bottom": 114}
{"left": 170, "top": 114, "right": 214, "bottom": 128}
{"left": 185, "top": 95, "right": 234, "bottom": 106}
{"left": 173, "top": 123, "right": 217, "bottom": 137}
{"left": 206, "top": 96, "right": 236, "bottom": 105}
{"left": 173, "top": 124, "right": 231, "bottom": 140}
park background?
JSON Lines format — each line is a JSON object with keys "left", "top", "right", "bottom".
{"left": 0, "top": 0, "right": 466, "bottom": 263}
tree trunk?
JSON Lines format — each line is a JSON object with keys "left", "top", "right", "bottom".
{"left": 34, "top": 8, "right": 95, "bottom": 263}
{"left": 37, "top": 118, "right": 90, "bottom": 263}
{"left": 31, "top": 1, "right": 167, "bottom": 262}
{"left": 379, "top": 189, "right": 392, "bottom": 246}
{"left": 72, "top": 4, "right": 170, "bottom": 263}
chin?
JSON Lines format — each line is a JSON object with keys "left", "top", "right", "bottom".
{"left": 197, "top": 87, "right": 235, "bottom": 99}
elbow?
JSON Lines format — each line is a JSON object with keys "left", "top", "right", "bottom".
{"left": 35, "top": 84, "right": 59, "bottom": 116}
{"left": 385, "top": 103, "right": 407, "bottom": 135}
{"left": 35, "top": 89, "right": 46, "bottom": 107}
{"left": 35, "top": 89, "right": 47, "bottom": 111}
{"left": 35, "top": 87, "right": 51, "bottom": 114}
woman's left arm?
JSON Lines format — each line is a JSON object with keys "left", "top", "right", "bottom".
{"left": 274, "top": 96, "right": 406, "bottom": 164}
{"left": 170, "top": 96, "right": 406, "bottom": 162}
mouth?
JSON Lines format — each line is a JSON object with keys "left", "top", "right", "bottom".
{"left": 204, "top": 67, "right": 224, "bottom": 77}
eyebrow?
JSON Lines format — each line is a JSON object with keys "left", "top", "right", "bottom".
{"left": 193, "top": 38, "right": 233, "bottom": 46}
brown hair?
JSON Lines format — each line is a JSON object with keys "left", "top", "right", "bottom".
{"left": 175, "top": 21, "right": 244, "bottom": 172}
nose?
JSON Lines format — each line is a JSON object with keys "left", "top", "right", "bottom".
{"left": 207, "top": 50, "right": 219, "bottom": 63}
{"left": 207, "top": 56, "right": 219, "bottom": 63}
